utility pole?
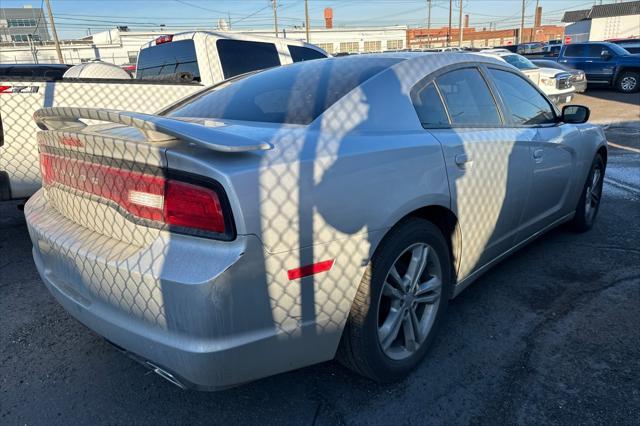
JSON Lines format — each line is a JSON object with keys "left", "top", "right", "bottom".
{"left": 272, "top": 0, "right": 279, "bottom": 38}
{"left": 44, "top": 0, "right": 63, "bottom": 64}
{"left": 458, "top": 0, "right": 463, "bottom": 47}
{"left": 426, "top": 0, "right": 432, "bottom": 48}
{"left": 519, "top": 0, "right": 526, "bottom": 45}
{"left": 448, "top": 0, "right": 452, "bottom": 47}
{"left": 304, "top": 0, "right": 310, "bottom": 42}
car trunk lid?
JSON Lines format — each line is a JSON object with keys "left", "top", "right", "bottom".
{"left": 34, "top": 107, "right": 271, "bottom": 244}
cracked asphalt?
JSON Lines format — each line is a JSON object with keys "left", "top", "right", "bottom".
{"left": 1, "top": 90, "right": 639, "bottom": 425}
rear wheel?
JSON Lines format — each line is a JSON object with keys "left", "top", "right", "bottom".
{"left": 616, "top": 71, "right": 639, "bottom": 93}
{"left": 570, "top": 153, "right": 605, "bottom": 232}
{"left": 337, "top": 218, "right": 452, "bottom": 382}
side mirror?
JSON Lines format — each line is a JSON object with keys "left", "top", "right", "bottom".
{"left": 601, "top": 50, "right": 612, "bottom": 60}
{"left": 562, "top": 105, "right": 590, "bottom": 124}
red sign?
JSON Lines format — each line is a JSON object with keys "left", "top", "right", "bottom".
{"left": 564, "top": 35, "right": 572, "bottom": 44}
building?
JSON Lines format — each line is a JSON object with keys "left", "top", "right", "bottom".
{"left": 562, "top": 0, "right": 640, "bottom": 43}
{"left": 0, "top": 25, "right": 409, "bottom": 65}
{"left": 0, "top": 28, "right": 165, "bottom": 65}
{"left": 235, "top": 26, "right": 408, "bottom": 54}
{"left": 407, "top": 25, "right": 564, "bottom": 49}
{"left": 0, "top": 5, "right": 50, "bottom": 43}
{"left": 408, "top": 7, "right": 563, "bottom": 49}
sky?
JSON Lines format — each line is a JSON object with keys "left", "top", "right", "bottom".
{"left": 3, "top": 0, "right": 609, "bottom": 39}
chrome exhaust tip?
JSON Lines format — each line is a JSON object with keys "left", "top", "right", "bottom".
{"left": 146, "top": 362, "right": 187, "bottom": 390}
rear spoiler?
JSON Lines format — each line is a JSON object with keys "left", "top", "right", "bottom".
{"left": 33, "top": 107, "right": 272, "bottom": 153}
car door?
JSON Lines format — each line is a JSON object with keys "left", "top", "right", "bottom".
{"left": 412, "top": 67, "right": 532, "bottom": 281}
{"left": 486, "top": 67, "right": 577, "bottom": 239}
{"left": 558, "top": 44, "right": 586, "bottom": 71}
{"left": 581, "top": 44, "right": 617, "bottom": 85}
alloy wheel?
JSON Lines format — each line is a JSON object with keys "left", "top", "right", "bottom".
{"left": 376, "top": 243, "right": 442, "bottom": 361}
{"left": 585, "top": 165, "right": 603, "bottom": 222}
{"left": 621, "top": 76, "right": 637, "bottom": 92}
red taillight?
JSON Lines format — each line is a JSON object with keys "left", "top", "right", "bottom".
{"left": 155, "top": 34, "right": 173, "bottom": 45}
{"left": 40, "top": 152, "right": 228, "bottom": 236}
{"left": 165, "top": 180, "right": 224, "bottom": 233}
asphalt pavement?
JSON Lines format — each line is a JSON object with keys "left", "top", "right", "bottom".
{"left": 1, "top": 90, "right": 639, "bottom": 425}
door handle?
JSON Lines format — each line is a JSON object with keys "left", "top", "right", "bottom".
{"left": 585, "top": 60, "right": 593, "bottom": 63}
{"left": 533, "top": 149, "right": 544, "bottom": 162}
{"left": 455, "top": 153, "right": 471, "bottom": 167}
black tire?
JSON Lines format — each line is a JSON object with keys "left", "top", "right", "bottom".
{"left": 570, "top": 153, "right": 605, "bottom": 232}
{"left": 337, "top": 217, "right": 453, "bottom": 383}
{"left": 616, "top": 71, "right": 640, "bottom": 93}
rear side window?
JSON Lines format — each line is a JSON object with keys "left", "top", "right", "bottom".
{"left": 488, "top": 69, "right": 555, "bottom": 125}
{"left": 217, "top": 39, "right": 280, "bottom": 79}
{"left": 288, "top": 45, "right": 327, "bottom": 62}
{"left": 564, "top": 44, "right": 584, "bottom": 57}
{"left": 412, "top": 83, "right": 449, "bottom": 127}
{"left": 136, "top": 39, "right": 200, "bottom": 81}
{"left": 435, "top": 68, "right": 501, "bottom": 126}
{"left": 168, "top": 57, "right": 402, "bottom": 125}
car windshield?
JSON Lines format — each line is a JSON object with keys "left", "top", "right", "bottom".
{"left": 607, "top": 43, "right": 632, "bottom": 55}
{"left": 167, "top": 56, "right": 403, "bottom": 125}
{"left": 503, "top": 54, "right": 538, "bottom": 70}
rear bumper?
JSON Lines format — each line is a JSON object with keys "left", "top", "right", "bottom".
{"left": 25, "top": 190, "right": 341, "bottom": 390}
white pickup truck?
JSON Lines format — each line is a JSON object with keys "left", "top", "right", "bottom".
{"left": 479, "top": 50, "right": 576, "bottom": 104}
{"left": 0, "top": 31, "right": 327, "bottom": 200}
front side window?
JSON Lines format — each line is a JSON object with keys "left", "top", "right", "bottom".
{"left": 488, "top": 68, "right": 555, "bottom": 126}
{"left": 435, "top": 68, "right": 501, "bottom": 126}
{"left": 217, "top": 39, "right": 280, "bottom": 79}
{"left": 412, "top": 83, "right": 449, "bottom": 127}
{"left": 585, "top": 44, "right": 605, "bottom": 57}
{"left": 288, "top": 45, "right": 327, "bottom": 62}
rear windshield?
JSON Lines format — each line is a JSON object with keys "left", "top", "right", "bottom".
{"left": 136, "top": 39, "right": 200, "bottom": 81}
{"left": 502, "top": 54, "right": 538, "bottom": 70}
{"left": 217, "top": 39, "right": 281, "bottom": 79}
{"left": 167, "top": 57, "right": 402, "bottom": 125}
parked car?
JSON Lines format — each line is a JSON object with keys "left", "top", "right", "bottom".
{"left": 532, "top": 59, "right": 588, "bottom": 93}
{"left": 494, "top": 44, "right": 518, "bottom": 53}
{"left": 542, "top": 44, "right": 562, "bottom": 57}
{"left": 0, "top": 31, "right": 327, "bottom": 200}
{"left": 480, "top": 50, "right": 575, "bottom": 104}
{"left": 556, "top": 42, "right": 640, "bottom": 93}
{"left": 517, "top": 42, "right": 545, "bottom": 55}
{"left": 607, "top": 38, "right": 640, "bottom": 54}
{"left": 25, "top": 53, "right": 607, "bottom": 390}
{"left": 425, "top": 46, "right": 464, "bottom": 52}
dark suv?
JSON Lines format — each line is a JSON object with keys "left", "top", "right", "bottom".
{"left": 556, "top": 42, "right": 640, "bottom": 93}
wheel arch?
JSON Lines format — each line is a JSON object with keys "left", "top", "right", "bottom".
{"left": 597, "top": 144, "right": 608, "bottom": 166}
{"left": 371, "top": 204, "right": 462, "bottom": 290}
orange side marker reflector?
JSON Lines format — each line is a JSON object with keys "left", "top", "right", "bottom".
{"left": 287, "top": 260, "right": 334, "bottom": 280}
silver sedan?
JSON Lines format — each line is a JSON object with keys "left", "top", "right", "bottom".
{"left": 25, "top": 53, "right": 607, "bottom": 390}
